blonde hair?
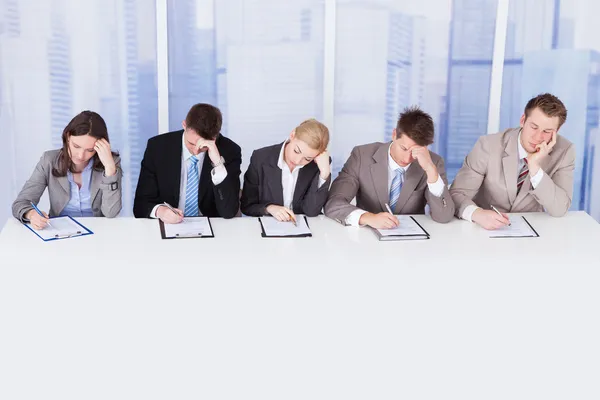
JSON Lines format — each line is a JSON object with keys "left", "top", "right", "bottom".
{"left": 294, "top": 118, "right": 329, "bottom": 152}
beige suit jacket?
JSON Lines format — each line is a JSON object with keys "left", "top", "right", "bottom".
{"left": 450, "top": 128, "right": 575, "bottom": 217}
{"left": 324, "top": 142, "right": 455, "bottom": 225}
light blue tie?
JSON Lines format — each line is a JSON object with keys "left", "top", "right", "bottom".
{"left": 389, "top": 168, "right": 404, "bottom": 211}
{"left": 184, "top": 155, "right": 200, "bottom": 217}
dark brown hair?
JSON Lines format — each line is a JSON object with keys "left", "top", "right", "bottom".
{"left": 52, "top": 111, "right": 116, "bottom": 177}
{"left": 396, "top": 106, "right": 434, "bottom": 146}
{"left": 185, "top": 103, "right": 222, "bottom": 140}
{"left": 524, "top": 93, "right": 567, "bottom": 128}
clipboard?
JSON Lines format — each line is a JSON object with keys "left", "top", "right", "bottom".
{"left": 159, "top": 217, "right": 215, "bottom": 239}
{"left": 258, "top": 216, "right": 312, "bottom": 238}
{"left": 372, "top": 216, "right": 431, "bottom": 241}
{"left": 24, "top": 215, "right": 94, "bottom": 242}
{"left": 488, "top": 216, "right": 539, "bottom": 238}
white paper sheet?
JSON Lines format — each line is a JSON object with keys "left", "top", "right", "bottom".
{"left": 163, "top": 217, "right": 213, "bottom": 238}
{"left": 33, "top": 216, "right": 88, "bottom": 240}
{"left": 259, "top": 216, "right": 312, "bottom": 237}
{"left": 376, "top": 215, "right": 428, "bottom": 237}
{"left": 489, "top": 216, "right": 538, "bottom": 238}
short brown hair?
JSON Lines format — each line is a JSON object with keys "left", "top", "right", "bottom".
{"left": 524, "top": 93, "right": 567, "bottom": 128}
{"left": 185, "top": 103, "right": 222, "bottom": 140}
{"left": 294, "top": 118, "right": 329, "bottom": 152}
{"left": 396, "top": 106, "right": 434, "bottom": 146}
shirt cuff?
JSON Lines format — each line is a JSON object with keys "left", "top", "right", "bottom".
{"left": 211, "top": 164, "right": 228, "bottom": 185}
{"left": 530, "top": 168, "right": 544, "bottom": 189}
{"left": 150, "top": 204, "right": 161, "bottom": 219}
{"left": 345, "top": 209, "right": 367, "bottom": 227}
{"left": 462, "top": 205, "right": 480, "bottom": 222}
{"left": 318, "top": 176, "right": 327, "bottom": 188}
{"left": 427, "top": 174, "right": 445, "bottom": 197}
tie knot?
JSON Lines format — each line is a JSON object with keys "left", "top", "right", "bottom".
{"left": 396, "top": 168, "right": 404, "bottom": 177}
{"left": 524, "top": 158, "right": 528, "bottom": 165}
{"left": 190, "top": 155, "right": 199, "bottom": 165}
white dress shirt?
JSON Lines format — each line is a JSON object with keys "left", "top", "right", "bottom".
{"left": 151, "top": 135, "right": 228, "bottom": 218}
{"left": 346, "top": 144, "right": 445, "bottom": 226}
{"left": 277, "top": 141, "right": 326, "bottom": 210}
{"left": 462, "top": 131, "right": 544, "bottom": 222}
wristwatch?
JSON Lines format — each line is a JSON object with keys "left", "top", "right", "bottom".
{"left": 211, "top": 156, "right": 225, "bottom": 168}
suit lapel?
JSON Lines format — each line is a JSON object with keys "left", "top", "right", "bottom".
{"left": 56, "top": 174, "right": 70, "bottom": 196}
{"left": 502, "top": 131, "right": 519, "bottom": 206}
{"left": 90, "top": 168, "right": 101, "bottom": 204}
{"left": 170, "top": 132, "right": 184, "bottom": 205}
{"left": 293, "top": 163, "right": 317, "bottom": 206}
{"left": 395, "top": 163, "right": 424, "bottom": 214}
{"left": 370, "top": 143, "right": 391, "bottom": 212}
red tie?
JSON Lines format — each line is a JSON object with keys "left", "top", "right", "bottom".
{"left": 517, "top": 158, "right": 529, "bottom": 194}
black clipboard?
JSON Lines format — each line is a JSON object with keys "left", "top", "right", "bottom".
{"left": 373, "top": 216, "right": 430, "bottom": 241}
{"left": 159, "top": 217, "right": 214, "bottom": 239}
{"left": 258, "top": 216, "right": 312, "bottom": 238}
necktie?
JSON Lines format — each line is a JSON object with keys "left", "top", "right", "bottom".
{"left": 184, "top": 155, "right": 200, "bottom": 217}
{"left": 389, "top": 168, "right": 404, "bottom": 211}
{"left": 517, "top": 158, "right": 529, "bottom": 194}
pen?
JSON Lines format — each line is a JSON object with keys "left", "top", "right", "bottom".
{"left": 290, "top": 213, "right": 297, "bottom": 227}
{"left": 30, "top": 202, "right": 52, "bottom": 228}
{"left": 384, "top": 203, "right": 394, "bottom": 215}
{"left": 491, "top": 205, "right": 511, "bottom": 226}
{"left": 162, "top": 202, "right": 182, "bottom": 216}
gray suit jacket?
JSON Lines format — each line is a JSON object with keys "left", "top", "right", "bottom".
{"left": 324, "top": 142, "right": 455, "bottom": 225}
{"left": 449, "top": 128, "right": 575, "bottom": 217}
{"left": 12, "top": 150, "right": 122, "bottom": 222}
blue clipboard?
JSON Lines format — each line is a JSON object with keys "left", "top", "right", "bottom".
{"left": 23, "top": 215, "right": 94, "bottom": 242}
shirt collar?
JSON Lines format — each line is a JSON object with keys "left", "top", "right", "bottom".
{"left": 278, "top": 140, "right": 304, "bottom": 172}
{"left": 388, "top": 143, "right": 410, "bottom": 172}
{"left": 517, "top": 129, "right": 528, "bottom": 160}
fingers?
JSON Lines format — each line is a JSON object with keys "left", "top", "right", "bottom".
{"left": 284, "top": 208, "right": 296, "bottom": 223}
{"left": 163, "top": 211, "right": 183, "bottom": 224}
{"left": 275, "top": 212, "right": 287, "bottom": 222}
{"left": 549, "top": 131, "right": 558, "bottom": 148}
{"left": 492, "top": 213, "right": 510, "bottom": 226}
{"left": 385, "top": 213, "right": 399, "bottom": 227}
{"left": 171, "top": 209, "right": 184, "bottom": 223}
{"left": 31, "top": 215, "right": 48, "bottom": 230}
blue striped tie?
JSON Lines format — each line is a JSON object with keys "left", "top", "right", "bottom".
{"left": 184, "top": 155, "right": 200, "bottom": 217}
{"left": 389, "top": 168, "right": 404, "bottom": 211}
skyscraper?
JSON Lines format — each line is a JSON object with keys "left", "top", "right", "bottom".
{"left": 48, "top": 1, "right": 72, "bottom": 149}
{"left": 520, "top": 49, "right": 600, "bottom": 212}
{"left": 213, "top": 0, "right": 324, "bottom": 173}
{"left": 167, "top": 0, "right": 216, "bottom": 130}
{"left": 443, "top": 0, "right": 498, "bottom": 180}
{"left": 334, "top": 2, "right": 423, "bottom": 176}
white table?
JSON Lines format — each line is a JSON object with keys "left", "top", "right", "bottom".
{"left": 1, "top": 212, "right": 599, "bottom": 399}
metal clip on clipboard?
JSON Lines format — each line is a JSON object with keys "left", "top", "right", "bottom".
{"left": 54, "top": 230, "right": 83, "bottom": 239}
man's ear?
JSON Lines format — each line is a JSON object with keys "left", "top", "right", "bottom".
{"left": 392, "top": 128, "right": 397, "bottom": 141}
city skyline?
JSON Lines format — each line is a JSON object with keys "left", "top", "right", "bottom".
{"left": 1, "top": 0, "right": 600, "bottom": 226}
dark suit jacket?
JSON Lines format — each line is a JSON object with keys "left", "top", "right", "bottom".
{"left": 133, "top": 130, "right": 242, "bottom": 218}
{"left": 240, "top": 143, "right": 331, "bottom": 217}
